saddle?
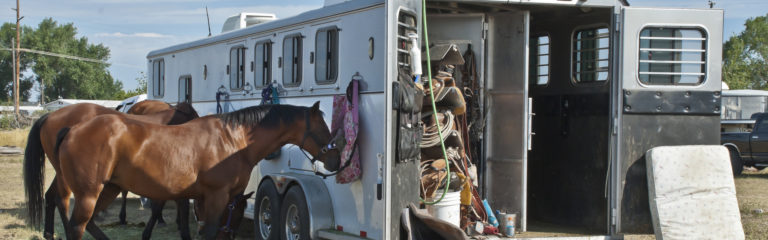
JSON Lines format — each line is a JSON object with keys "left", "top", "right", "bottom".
{"left": 422, "top": 68, "right": 466, "bottom": 116}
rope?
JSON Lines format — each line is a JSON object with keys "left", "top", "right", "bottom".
{"left": 420, "top": 111, "right": 455, "bottom": 148}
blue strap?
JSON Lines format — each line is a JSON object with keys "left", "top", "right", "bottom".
{"left": 219, "top": 194, "right": 244, "bottom": 233}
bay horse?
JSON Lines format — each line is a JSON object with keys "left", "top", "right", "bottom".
{"left": 53, "top": 102, "right": 340, "bottom": 240}
{"left": 23, "top": 101, "right": 198, "bottom": 240}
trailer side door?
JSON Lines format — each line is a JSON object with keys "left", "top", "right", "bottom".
{"left": 612, "top": 7, "right": 723, "bottom": 234}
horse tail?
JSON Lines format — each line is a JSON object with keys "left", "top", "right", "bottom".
{"left": 55, "top": 127, "right": 71, "bottom": 156}
{"left": 23, "top": 113, "right": 48, "bottom": 227}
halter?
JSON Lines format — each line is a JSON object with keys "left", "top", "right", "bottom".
{"left": 299, "top": 110, "right": 353, "bottom": 179}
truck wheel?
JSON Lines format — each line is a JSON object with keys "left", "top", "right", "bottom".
{"left": 729, "top": 148, "right": 743, "bottom": 175}
{"left": 281, "top": 186, "right": 310, "bottom": 240}
{"left": 255, "top": 179, "right": 281, "bottom": 240}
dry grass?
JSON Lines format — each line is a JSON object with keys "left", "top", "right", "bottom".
{"left": 736, "top": 168, "right": 768, "bottom": 240}
{"left": 0, "top": 128, "right": 29, "bottom": 149}
{"left": 0, "top": 155, "right": 253, "bottom": 240}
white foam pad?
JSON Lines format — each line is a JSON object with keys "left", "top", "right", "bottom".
{"left": 646, "top": 145, "right": 744, "bottom": 240}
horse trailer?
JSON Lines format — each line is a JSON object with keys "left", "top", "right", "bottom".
{"left": 146, "top": 0, "right": 723, "bottom": 238}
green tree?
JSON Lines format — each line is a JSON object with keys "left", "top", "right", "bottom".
{"left": 25, "top": 18, "right": 123, "bottom": 102}
{"left": 0, "top": 23, "right": 34, "bottom": 102}
{"left": 113, "top": 72, "right": 148, "bottom": 100}
{"left": 723, "top": 14, "right": 768, "bottom": 90}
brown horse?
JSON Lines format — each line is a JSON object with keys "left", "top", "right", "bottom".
{"left": 23, "top": 101, "right": 198, "bottom": 240}
{"left": 52, "top": 102, "right": 340, "bottom": 240}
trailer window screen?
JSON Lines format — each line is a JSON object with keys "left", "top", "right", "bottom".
{"left": 152, "top": 59, "right": 164, "bottom": 97}
{"left": 316, "top": 27, "right": 339, "bottom": 84}
{"left": 639, "top": 27, "right": 706, "bottom": 85}
{"left": 573, "top": 27, "right": 609, "bottom": 83}
{"left": 254, "top": 41, "right": 272, "bottom": 88}
{"left": 530, "top": 35, "right": 550, "bottom": 85}
{"left": 230, "top": 46, "right": 246, "bottom": 90}
{"left": 283, "top": 35, "right": 303, "bottom": 87}
{"left": 397, "top": 11, "right": 417, "bottom": 73}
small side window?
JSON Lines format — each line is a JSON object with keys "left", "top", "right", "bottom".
{"left": 254, "top": 41, "right": 272, "bottom": 88}
{"left": 152, "top": 59, "right": 165, "bottom": 97}
{"left": 573, "top": 27, "right": 609, "bottom": 83}
{"left": 178, "top": 76, "right": 191, "bottom": 104}
{"left": 283, "top": 35, "right": 303, "bottom": 87}
{"left": 229, "top": 46, "right": 246, "bottom": 90}
{"left": 530, "top": 35, "right": 550, "bottom": 85}
{"left": 638, "top": 27, "right": 707, "bottom": 85}
{"left": 316, "top": 27, "right": 339, "bottom": 84}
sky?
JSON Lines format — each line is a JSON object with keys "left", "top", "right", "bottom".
{"left": 1, "top": 0, "right": 766, "bottom": 100}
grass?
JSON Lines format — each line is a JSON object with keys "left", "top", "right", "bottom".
{"left": 0, "top": 128, "right": 29, "bottom": 148}
{"left": 0, "top": 155, "right": 254, "bottom": 240}
{"left": 736, "top": 168, "right": 768, "bottom": 240}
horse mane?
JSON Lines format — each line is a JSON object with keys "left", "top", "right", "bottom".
{"left": 174, "top": 102, "right": 200, "bottom": 118}
{"left": 217, "top": 104, "right": 310, "bottom": 129}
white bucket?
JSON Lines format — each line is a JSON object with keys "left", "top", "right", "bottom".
{"left": 426, "top": 191, "right": 462, "bottom": 227}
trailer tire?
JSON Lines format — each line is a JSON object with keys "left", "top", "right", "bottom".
{"left": 729, "top": 148, "right": 743, "bottom": 175}
{"left": 281, "top": 186, "right": 310, "bottom": 240}
{"left": 255, "top": 179, "right": 281, "bottom": 240}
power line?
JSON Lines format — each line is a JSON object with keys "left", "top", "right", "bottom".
{"left": 0, "top": 47, "right": 106, "bottom": 63}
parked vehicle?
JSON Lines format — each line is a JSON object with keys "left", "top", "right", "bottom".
{"left": 722, "top": 113, "right": 768, "bottom": 175}
{"left": 146, "top": 0, "right": 723, "bottom": 238}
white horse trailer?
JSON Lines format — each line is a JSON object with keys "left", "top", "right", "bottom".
{"left": 146, "top": 0, "right": 723, "bottom": 239}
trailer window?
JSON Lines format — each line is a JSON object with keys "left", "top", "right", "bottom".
{"left": 283, "top": 35, "right": 303, "bottom": 87}
{"left": 639, "top": 27, "right": 706, "bottom": 85}
{"left": 254, "top": 41, "right": 272, "bottom": 88}
{"left": 573, "top": 27, "right": 609, "bottom": 83}
{"left": 229, "top": 46, "right": 246, "bottom": 90}
{"left": 530, "top": 35, "right": 550, "bottom": 85}
{"left": 178, "top": 76, "right": 191, "bottom": 104}
{"left": 397, "top": 11, "right": 417, "bottom": 74}
{"left": 152, "top": 59, "right": 164, "bottom": 97}
{"left": 315, "top": 27, "right": 339, "bottom": 84}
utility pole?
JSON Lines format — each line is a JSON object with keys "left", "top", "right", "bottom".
{"left": 14, "top": 0, "right": 21, "bottom": 117}
{"left": 708, "top": 0, "right": 715, "bottom": 8}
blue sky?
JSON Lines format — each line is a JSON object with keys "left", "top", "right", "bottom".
{"left": 1, "top": 0, "right": 765, "bottom": 99}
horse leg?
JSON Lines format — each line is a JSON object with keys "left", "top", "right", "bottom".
{"left": 176, "top": 199, "right": 191, "bottom": 240}
{"left": 154, "top": 199, "right": 167, "bottom": 227}
{"left": 141, "top": 199, "right": 166, "bottom": 240}
{"left": 200, "top": 192, "right": 228, "bottom": 240}
{"left": 43, "top": 182, "right": 58, "bottom": 240}
{"left": 52, "top": 178, "right": 73, "bottom": 240}
{"left": 83, "top": 183, "right": 122, "bottom": 240}
{"left": 118, "top": 191, "right": 127, "bottom": 225}
{"left": 67, "top": 193, "right": 99, "bottom": 240}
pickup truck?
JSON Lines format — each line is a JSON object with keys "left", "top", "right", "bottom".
{"left": 722, "top": 113, "right": 768, "bottom": 175}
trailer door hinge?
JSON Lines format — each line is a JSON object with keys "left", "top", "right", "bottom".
{"left": 614, "top": 14, "right": 621, "bottom": 32}
{"left": 612, "top": 117, "right": 618, "bottom": 135}
{"left": 611, "top": 208, "right": 617, "bottom": 226}
{"left": 482, "top": 22, "right": 489, "bottom": 40}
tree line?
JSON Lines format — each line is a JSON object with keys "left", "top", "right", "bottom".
{"left": 723, "top": 13, "right": 768, "bottom": 90}
{"left": 1, "top": 18, "right": 144, "bottom": 104}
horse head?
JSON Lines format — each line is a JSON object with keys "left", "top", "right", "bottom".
{"left": 299, "top": 101, "right": 342, "bottom": 172}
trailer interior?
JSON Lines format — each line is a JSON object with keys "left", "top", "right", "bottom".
{"left": 424, "top": 2, "right": 614, "bottom": 236}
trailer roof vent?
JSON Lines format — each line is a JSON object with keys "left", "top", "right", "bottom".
{"left": 221, "top": 13, "right": 277, "bottom": 33}
{"left": 324, "top": 0, "right": 350, "bottom": 7}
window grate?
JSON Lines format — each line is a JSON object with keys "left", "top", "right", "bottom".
{"left": 573, "top": 27, "right": 610, "bottom": 83}
{"left": 397, "top": 11, "right": 417, "bottom": 72}
{"left": 638, "top": 27, "right": 707, "bottom": 85}
{"left": 530, "top": 35, "right": 551, "bottom": 85}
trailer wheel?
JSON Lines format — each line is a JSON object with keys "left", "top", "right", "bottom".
{"left": 281, "top": 186, "right": 310, "bottom": 240}
{"left": 729, "top": 148, "right": 743, "bottom": 175}
{"left": 255, "top": 179, "right": 281, "bottom": 240}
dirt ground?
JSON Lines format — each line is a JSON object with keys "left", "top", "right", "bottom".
{"left": 0, "top": 155, "right": 254, "bottom": 240}
{"left": 1, "top": 152, "right": 767, "bottom": 239}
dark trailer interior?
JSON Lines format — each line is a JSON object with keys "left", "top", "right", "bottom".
{"left": 423, "top": 2, "right": 616, "bottom": 235}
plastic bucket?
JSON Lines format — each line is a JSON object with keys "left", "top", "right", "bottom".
{"left": 426, "top": 191, "right": 462, "bottom": 227}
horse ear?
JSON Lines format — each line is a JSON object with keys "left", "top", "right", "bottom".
{"left": 310, "top": 101, "right": 321, "bottom": 114}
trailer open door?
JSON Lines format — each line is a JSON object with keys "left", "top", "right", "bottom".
{"left": 611, "top": 7, "right": 723, "bottom": 235}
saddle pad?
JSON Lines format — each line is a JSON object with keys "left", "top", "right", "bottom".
{"left": 645, "top": 145, "right": 744, "bottom": 240}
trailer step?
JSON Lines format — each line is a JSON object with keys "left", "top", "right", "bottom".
{"left": 317, "top": 229, "right": 372, "bottom": 240}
